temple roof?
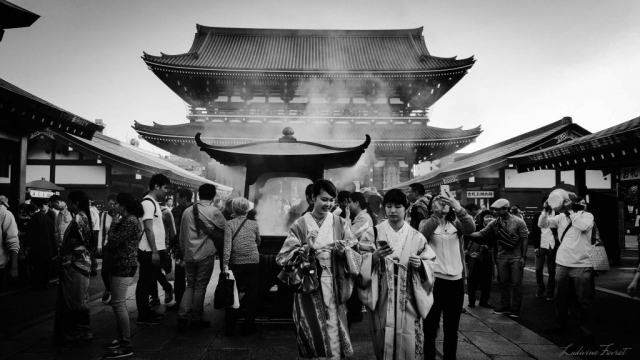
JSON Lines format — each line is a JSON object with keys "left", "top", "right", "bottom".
{"left": 0, "top": 77, "right": 103, "bottom": 139}
{"left": 509, "top": 116, "right": 640, "bottom": 172}
{"left": 389, "top": 117, "right": 590, "bottom": 190}
{"left": 142, "top": 26, "right": 474, "bottom": 73}
{"left": 133, "top": 121, "right": 482, "bottom": 145}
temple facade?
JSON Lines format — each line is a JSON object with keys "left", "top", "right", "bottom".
{"left": 135, "top": 26, "right": 481, "bottom": 192}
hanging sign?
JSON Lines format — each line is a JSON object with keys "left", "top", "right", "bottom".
{"left": 29, "top": 189, "right": 59, "bottom": 198}
{"left": 467, "top": 191, "right": 494, "bottom": 198}
{"left": 620, "top": 166, "right": 640, "bottom": 181}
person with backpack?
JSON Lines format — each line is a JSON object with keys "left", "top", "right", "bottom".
{"left": 468, "top": 198, "right": 529, "bottom": 319}
{"left": 222, "top": 197, "right": 261, "bottom": 336}
{"left": 177, "top": 184, "right": 226, "bottom": 330}
{"left": 136, "top": 174, "right": 171, "bottom": 325}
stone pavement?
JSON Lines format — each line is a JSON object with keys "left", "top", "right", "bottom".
{"left": 0, "top": 265, "right": 578, "bottom": 360}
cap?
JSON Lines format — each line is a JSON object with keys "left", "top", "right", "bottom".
{"left": 0, "top": 195, "right": 9, "bottom": 208}
{"left": 490, "top": 198, "right": 510, "bottom": 209}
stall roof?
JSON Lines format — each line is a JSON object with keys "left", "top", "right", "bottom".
{"left": 0, "top": 77, "right": 103, "bottom": 139}
{"left": 388, "top": 117, "right": 590, "bottom": 190}
{"left": 53, "top": 130, "right": 232, "bottom": 193}
{"left": 509, "top": 116, "right": 640, "bottom": 172}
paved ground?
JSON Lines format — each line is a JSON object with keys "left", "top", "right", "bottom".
{"left": 0, "top": 238, "right": 637, "bottom": 359}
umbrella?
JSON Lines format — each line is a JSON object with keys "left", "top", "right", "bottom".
{"left": 25, "top": 179, "right": 65, "bottom": 191}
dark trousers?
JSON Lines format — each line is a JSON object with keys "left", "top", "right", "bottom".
{"left": 101, "top": 249, "right": 111, "bottom": 292}
{"left": 555, "top": 265, "right": 593, "bottom": 332}
{"left": 150, "top": 269, "right": 172, "bottom": 300}
{"left": 424, "top": 278, "right": 465, "bottom": 360}
{"left": 90, "top": 231, "right": 99, "bottom": 272}
{"left": 174, "top": 262, "right": 186, "bottom": 306}
{"left": 467, "top": 258, "right": 492, "bottom": 305}
{"left": 496, "top": 257, "right": 524, "bottom": 313}
{"left": 535, "top": 247, "right": 557, "bottom": 297}
{"left": 225, "top": 263, "right": 260, "bottom": 333}
{"left": 135, "top": 250, "right": 163, "bottom": 319}
{"left": 31, "top": 258, "right": 50, "bottom": 289}
{"left": 347, "top": 289, "right": 363, "bottom": 327}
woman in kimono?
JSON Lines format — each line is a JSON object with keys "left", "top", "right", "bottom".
{"left": 53, "top": 191, "right": 93, "bottom": 345}
{"left": 277, "top": 179, "right": 362, "bottom": 359}
{"left": 359, "top": 189, "right": 437, "bottom": 360}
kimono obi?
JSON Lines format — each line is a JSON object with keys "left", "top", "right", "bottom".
{"left": 315, "top": 248, "right": 332, "bottom": 270}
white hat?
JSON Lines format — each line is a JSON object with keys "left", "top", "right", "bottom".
{"left": 490, "top": 198, "right": 510, "bottom": 209}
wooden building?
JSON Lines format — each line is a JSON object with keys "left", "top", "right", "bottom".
{"left": 0, "top": 78, "right": 103, "bottom": 207}
{"left": 509, "top": 115, "right": 640, "bottom": 262}
{"left": 390, "top": 117, "right": 613, "bottom": 226}
{"left": 135, "top": 26, "right": 482, "bottom": 191}
{"left": 22, "top": 129, "right": 231, "bottom": 209}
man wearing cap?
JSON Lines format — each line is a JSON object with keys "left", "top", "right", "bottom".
{"left": 0, "top": 196, "right": 19, "bottom": 290}
{"left": 468, "top": 198, "right": 529, "bottom": 318}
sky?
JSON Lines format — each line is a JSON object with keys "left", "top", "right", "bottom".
{"left": 1, "top": 0, "right": 639, "bottom": 155}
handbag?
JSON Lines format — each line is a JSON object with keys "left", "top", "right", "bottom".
{"left": 277, "top": 244, "right": 320, "bottom": 294}
{"left": 591, "top": 246, "right": 610, "bottom": 271}
{"left": 227, "top": 270, "right": 240, "bottom": 309}
{"left": 214, "top": 271, "right": 235, "bottom": 309}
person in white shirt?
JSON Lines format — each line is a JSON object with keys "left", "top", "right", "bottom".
{"left": 538, "top": 193, "right": 595, "bottom": 344}
{"left": 135, "top": 174, "right": 170, "bottom": 325}
{"left": 88, "top": 198, "right": 101, "bottom": 276}
{"left": 531, "top": 196, "right": 559, "bottom": 300}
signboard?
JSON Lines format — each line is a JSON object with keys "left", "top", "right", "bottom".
{"left": 467, "top": 191, "right": 494, "bottom": 198}
{"left": 29, "top": 189, "right": 59, "bottom": 198}
{"left": 620, "top": 166, "right": 640, "bottom": 181}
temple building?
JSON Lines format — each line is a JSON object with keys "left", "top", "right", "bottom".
{"left": 135, "top": 26, "right": 482, "bottom": 192}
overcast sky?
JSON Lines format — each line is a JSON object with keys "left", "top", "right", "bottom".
{"left": 1, "top": 0, "right": 639, "bottom": 154}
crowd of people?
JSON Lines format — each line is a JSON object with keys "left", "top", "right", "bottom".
{"left": 1, "top": 176, "right": 640, "bottom": 360}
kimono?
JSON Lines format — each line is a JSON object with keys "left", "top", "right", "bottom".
{"left": 359, "top": 221, "right": 437, "bottom": 360}
{"left": 53, "top": 211, "right": 93, "bottom": 343}
{"left": 277, "top": 212, "right": 362, "bottom": 359}
{"left": 350, "top": 210, "right": 374, "bottom": 241}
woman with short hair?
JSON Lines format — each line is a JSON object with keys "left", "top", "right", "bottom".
{"left": 421, "top": 192, "right": 476, "bottom": 360}
{"left": 223, "top": 197, "right": 261, "bottom": 336}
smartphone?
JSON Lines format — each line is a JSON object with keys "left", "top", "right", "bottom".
{"left": 440, "top": 184, "right": 450, "bottom": 197}
{"left": 377, "top": 240, "right": 389, "bottom": 248}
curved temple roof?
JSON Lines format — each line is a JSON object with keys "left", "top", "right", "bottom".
{"left": 143, "top": 26, "right": 475, "bottom": 73}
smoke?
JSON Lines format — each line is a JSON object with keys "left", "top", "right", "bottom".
{"left": 254, "top": 177, "right": 312, "bottom": 236}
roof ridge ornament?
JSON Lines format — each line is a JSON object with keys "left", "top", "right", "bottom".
{"left": 279, "top": 126, "right": 297, "bottom": 143}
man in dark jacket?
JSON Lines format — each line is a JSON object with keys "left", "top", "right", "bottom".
{"left": 406, "top": 183, "right": 431, "bottom": 230}
{"left": 167, "top": 188, "right": 193, "bottom": 311}
{"left": 26, "top": 199, "right": 56, "bottom": 290}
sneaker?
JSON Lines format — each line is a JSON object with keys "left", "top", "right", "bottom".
{"left": 493, "top": 308, "right": 511, "bottom": 315}
{"left": 105, "top": 347, "right": 133, "bottom": 359}
{"left": 105, "top": 340, "right": 121, "bottom": 350}
{"left": 102, "top": 291, "right": 111, "bottom": 302}
{"left": 535, "top": 289, "right": 545, "bottom": 298}
{"left": 149, "top": 298, "right": 161, "bottom": 307}
{"left": 509, "top": 312, "right": 520, "bottom": 319}
{"left": 164, "top": 289, "right": 174, "bottom": 304}
{"left": 478, "top": 302, "right": 494, "bottom": 309}
{"left": 546, "top": 296, "right": 555, "bottom": 301}
{"left": 137, "top": 316, "right": 161, "bottom": 325}
{"left": 190, "top": 320, "right": 211, "bottom": 330}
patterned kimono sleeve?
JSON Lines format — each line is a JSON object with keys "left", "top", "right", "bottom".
{"left": 412, "top": 233, "right": 437, "bottom": 319}
{"left": 276, "top": 220, "right": 305, "bottom": 266}
{"left": 358, "top": 227, "right": 380, "bottom": 310}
